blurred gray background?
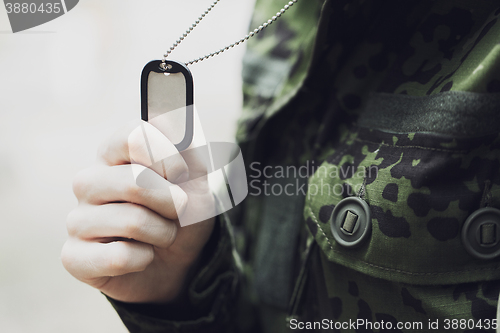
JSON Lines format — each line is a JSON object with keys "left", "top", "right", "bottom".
{"left": 0, "top": 0, "right": 253, "bottom": 331}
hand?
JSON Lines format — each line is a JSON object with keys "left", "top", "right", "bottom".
{"left": 61, "top": 120, "right": 216, "bottom": 303}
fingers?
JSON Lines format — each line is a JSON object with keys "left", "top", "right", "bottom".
{"left": 67, "top": 203, "right": 178, "bottom": 249}
{"left": 73, "top": 164, "right": 188, "bottom": 220}
{"left": 61, "top": 237, "right": 154, "bottom": 282}
{"left": 97, "top": 120, "right": 189, "bottom": 183}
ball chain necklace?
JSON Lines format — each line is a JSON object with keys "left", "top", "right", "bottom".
{"left": 162, "top": 0, "right": 299, "bottom": 67}
{"left": 141, "top": 0, "right": 299, "bottom": 151}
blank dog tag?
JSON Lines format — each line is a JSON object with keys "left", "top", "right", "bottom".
{"left": 141, "top": 60, "right": 194, "bottom": 151}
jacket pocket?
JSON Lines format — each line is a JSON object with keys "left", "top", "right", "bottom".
{"left": 304, "top": 91, "right": 500, "bottom": 285}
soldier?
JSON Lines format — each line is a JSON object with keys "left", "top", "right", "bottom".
{"left": 62, "top": 0, "right": 500, "bottom": 331}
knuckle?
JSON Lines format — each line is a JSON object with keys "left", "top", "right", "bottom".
{"left": 125, "top": 183, "right": 145, "bottom": 203}
{"left": 154, "top": 222, "right": 177, "bottom": 249}
{"left": 60, "top": 242, "right": 71, "bottom": 267}
{"left": 162, "top": 223, "right": 178, "bottom": 248}
{"left": 163, "top": 154, "right": 188, "bottom": 181}
{"left": 60, "top": 240, "right": 76, "bottom": 273}
{"left": 109, "top": 245, "right": 131, "bottom": 275}
{"left": 124, "top": 208, "right": 147, "bottom": 238}
{"left": 170, "top": 186, "right": 188, "bottom": 218}
{"left": 72, "top": 169, "right": 91, "bottom": 199}
{"left": 124, "top": 220, "right": 140, "bottom": 238}
{"left": 66, "top": 209, "right": 82, "bottom": 236}
{"left": 100, "top": 126, "right": 133, "bottom": 163}
{"left": 108, "top": 242, "right": 153, "bottom": 275}
{"left": 96, "top": 139, "right": 111, "bottom": 161}
{"left": 137, "top": 246, "right": 154, "bottom": 271}
{"left": 127, "top": 126, "right": 148, "bottom": 163}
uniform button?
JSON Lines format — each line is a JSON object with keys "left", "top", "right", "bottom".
{"left": 330, "top": 197, "right": 372, "bottom": 248}
{"left": 461, "top": 207, "right": 500, "bottom": 260}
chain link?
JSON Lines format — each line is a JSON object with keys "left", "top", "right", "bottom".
{"left": 161, "top": 0, "right": 298, "bottom": 68}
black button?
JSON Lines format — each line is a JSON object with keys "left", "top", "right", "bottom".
{"left": 461, "top": 207, "right": 500, "bottom": 260}
{"left": 330, "top": 197, "right": 371, "bottom": 248}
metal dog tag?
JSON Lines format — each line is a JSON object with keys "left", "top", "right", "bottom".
{"left": 141, "top": 60, "right": 194, "bottom": 151}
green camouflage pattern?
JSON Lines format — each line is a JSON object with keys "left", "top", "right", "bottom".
{"left": 110, "top": 0, "right": 500, "bottom": 332}
{"left": 237, "top": 0, "right": 323, "bottom": 143}
{"left": 297, "top": 251, "right": 499, "bottom": 332}
{"left": 241, "top": 0, "right": 500, "bottom": 331}
{"left": 305, "top": 127, "right": 500, "bottom": 285}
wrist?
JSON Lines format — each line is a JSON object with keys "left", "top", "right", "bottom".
{"left": 161, "top": 216, "right": 219, "bottom": 303}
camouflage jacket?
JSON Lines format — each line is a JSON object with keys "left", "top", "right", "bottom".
{"left": 109, "top": 0, "right": 500, "bottom": 332}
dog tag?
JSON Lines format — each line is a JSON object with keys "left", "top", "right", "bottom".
{"left": 141, "top": 60, "right": 194, "bottom": 151}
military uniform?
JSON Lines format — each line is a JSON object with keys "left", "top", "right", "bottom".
{"left": 108, "top": 0, "right": 500, "bottom": 331}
